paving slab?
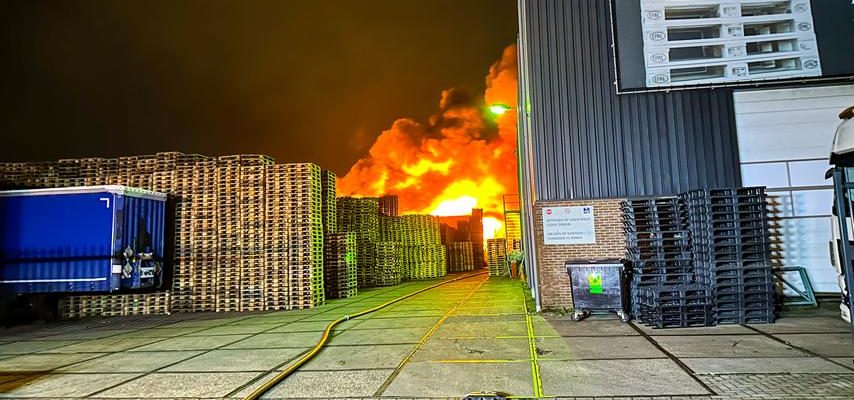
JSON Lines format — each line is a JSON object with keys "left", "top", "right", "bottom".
{"left": 832, "top": 357, "right": 854, "bottom": 368}
{"left": 383, "top": 361, "right": 533, "bottom": 397}
{"left": 330, "top": 327, "right": 425, "bottom": 345}
{"left": 231, "top": 314, "right": 307, "bottom": 325}
{"left": 57, "top": 350, "right": 203, "bottom": 372}
{"left": 296, "top": 344, "right": 414, "bottom": 370}
{"left": 92, "top": 372, "right": 261, "bottom": 398}
{"left": 267, "top": 320, "right": 360, "bottom": 333}
{"left": 352, "top": 316, "right": 440, "bottom": 330}
{"left": 161, "top": 318, "right": 243, "bottom": 328}
{"left": 45, "top": 337, "right": 162, "bottom": 353}
{"left": 187, "top": 323, "right": 282, "bottom": 336}
{"left": 433, "top": 320, "right": 528, "bottom": 338}
{"left": 0, "top": 373, "right": 140, "bottom": 398}
{"left": 0, "top": 340, "right": 81, "bottom": 355}
{"left": 451, "top": 306, "right": 525, "bottom": 315}
{"left": 653, "top": 334, "right": 808, "bottom": 358}
{"left": 535, "top": 320, "right": 637, "bottom": 337}
{"left": 224, "top": 332, "right": 320, "bottom": 349}
{"left": 682, "top": 357, "right": 854, "bottom": 374}
{"left": 115, "top": 326, "right": 209, "bottom": 337}
{"left": 371, "top": 309, "right": 447, "bottom": 318}
{"left": 163, "top": 348, "right": 305, "bottom": 372}
{"left": 535, "top": 336, "right": 666, "bottom": 360}
{"left": 751, "top": 317, "right": 852, "bottom": 334}
{"left": 412, "top": 338, "right": 530, "bottom": 361}
{"left": 634, "top": 322, "right": 756, "bottom": 336}
{"left": 239, "top": 369, "right": 394, "bottom": 398}
{"left": 128, "top": 334, "right": 249, "bottom": 351}
{"left": 0, "top": 353, "right": 105, "bottom": 371}
{"left": 383, "top": 362, "right": 534, "bottom": 398}
{"left": 776, "top": 333, "right": 854, "bottom": 357}
{"left": 539, "top": 359, "right": 710, "bottom": 397}
{"left": 29, "top": 329, "right": 133, "bottom": 341}
{"left": 444, "top": 314, "right": 527, "bottom": 324}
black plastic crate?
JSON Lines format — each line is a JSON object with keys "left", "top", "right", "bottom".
{"left": 715, "top": 283, "right": 776, "bottom": 295}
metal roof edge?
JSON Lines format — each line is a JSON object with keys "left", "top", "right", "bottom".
{"left": 0, "top": 185, "right": 168, "bottom": 201}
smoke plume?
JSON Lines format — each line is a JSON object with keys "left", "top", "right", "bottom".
{"left": 338, "top": 45, "right": 518, "bottom": 236}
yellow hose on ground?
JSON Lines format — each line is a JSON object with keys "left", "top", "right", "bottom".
{"left": 243, "top": 271, "right": 488, "bottom": 400}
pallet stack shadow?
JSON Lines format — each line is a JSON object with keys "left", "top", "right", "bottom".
{"left": 487, "top": 238, "right": 507, "bottom": 276}
{"left": 684, "top": 187, "right": 775, "bottom": 324}
{"left": 623, "top": 197, "right": 714, "bottom": 328}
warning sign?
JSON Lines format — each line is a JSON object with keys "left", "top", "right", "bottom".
{"left": 588, "top": 272, "right": 603, "bottom": 294}
{"left": 542, "top": 205, "right": 596, "bottom": 245}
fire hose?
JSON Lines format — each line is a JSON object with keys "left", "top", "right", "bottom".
{"left": 243, "top": 271, "right": 488, "bottom": 400}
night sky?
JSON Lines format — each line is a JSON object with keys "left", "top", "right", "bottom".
{"left": 0, "top": 0, "right": 517, "bottom": 175}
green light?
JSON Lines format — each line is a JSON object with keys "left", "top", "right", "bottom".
{"left": 489, "top": 104, "right": 511, "bottom": 115}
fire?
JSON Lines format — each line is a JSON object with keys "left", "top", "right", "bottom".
{"left": 483, "top": 217, "right": 504, "bottom": 240}
{"left": 338, "top": 45, "right": 518, "bottom": 241}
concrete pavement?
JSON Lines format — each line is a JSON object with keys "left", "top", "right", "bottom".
{"left": 0, "top": 273, "right": 852, "bottom": 399}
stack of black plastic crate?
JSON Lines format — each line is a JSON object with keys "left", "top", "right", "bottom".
{"left": 684, "top": 187, "right": 775, "bottom": 324}
{"left": 623, "top": 197, "right": 714, "bottom": 328}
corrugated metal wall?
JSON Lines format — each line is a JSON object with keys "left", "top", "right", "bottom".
{"left": 522, "top": 0, "right": 741, "bottom": 200}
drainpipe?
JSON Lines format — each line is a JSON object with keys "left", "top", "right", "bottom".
{"left": 516, "top": 0, "right": 542, "bottom": 312}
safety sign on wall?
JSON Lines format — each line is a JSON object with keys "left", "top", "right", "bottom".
{"left": 542, "top": 205, "right": 596, "bottom": 245}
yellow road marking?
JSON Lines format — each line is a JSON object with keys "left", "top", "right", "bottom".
{"left": 524, "top": 290, "right": 544, "bottom": 397}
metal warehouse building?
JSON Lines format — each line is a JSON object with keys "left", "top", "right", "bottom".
{"left": 516, "top": 0, "right": 854, "bottom": 311}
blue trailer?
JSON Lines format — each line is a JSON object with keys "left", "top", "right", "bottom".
{"left": 0, "top": 186, "right": 167, "bottom": 294}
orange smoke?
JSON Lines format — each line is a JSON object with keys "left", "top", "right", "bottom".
{"left": 339, "top": 45, "right": 518, "bottom": 239}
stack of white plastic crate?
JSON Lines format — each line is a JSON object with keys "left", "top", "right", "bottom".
{"left": 641, "top": 0, "right": 821, "bottom": 87}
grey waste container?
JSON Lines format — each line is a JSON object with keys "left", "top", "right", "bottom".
{"left": 565, "top": 259, "right": 630, "bottom": 323}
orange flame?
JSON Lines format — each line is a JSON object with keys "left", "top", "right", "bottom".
{"left": 339, "top": 45, "right": 518, "bottom": 240}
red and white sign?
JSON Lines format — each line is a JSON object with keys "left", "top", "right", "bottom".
{"left": 542, "top": 205, "right": 596, "bottom": 245}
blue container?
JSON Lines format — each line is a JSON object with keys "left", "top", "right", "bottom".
{"left": 0, "top": 186, "right": 167, "bottom": 294}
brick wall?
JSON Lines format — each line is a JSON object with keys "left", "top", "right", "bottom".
{"left": 534, "top": 199, "right": 626, "bottom": 310}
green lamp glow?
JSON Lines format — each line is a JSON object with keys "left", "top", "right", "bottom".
{"left": 489, "top": 104, "right": 512, "bottom": 115}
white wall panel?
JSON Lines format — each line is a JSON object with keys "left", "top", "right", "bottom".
{"left": 741, "top": 162, "right": 788, "bottom": 188}
{"left": 735, "top": 85, "right": 854, "bottom": 163}
{"left": 772, "top": 217, "right": 836, "bottom": 293}
{"left": 735, "top": 84, "right": 854, "bottom": 294}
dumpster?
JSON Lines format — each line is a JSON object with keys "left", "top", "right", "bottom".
{"left": 0, "top": 186, "right": 167, "bottom": 294}
{"left": 565, "top": 259, "right": 630, "bottom": 322}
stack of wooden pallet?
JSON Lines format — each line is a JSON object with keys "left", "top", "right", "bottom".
{"left": 447, "top": 242, "right": 475, "bottom": 272}
{"left": 280, "top": 163, "right": 325, "bottom": 309}
{"left": 378, "top": 195, "right": 399, "bottom": 217}
{"left": 321, "top": 171, "right": 337, "bottom": 234}
{"left": 470, "top": 209, "right": 485, "bottom": 268}
{"left": 238, "top": 155, "right": 273, "bottom": 311}
{"left": 264, "top": 164, "right": 290, "bottom": 311}
{"left": 0, "top": 153, "right": 341, "bottom": 316}
{"left": 173, "top": 154, "right": 218, "bottom": 312}
{"left": 337, "top": 197, "right": 380, "bottom": 288}
{"left": 396, "top": 215, "right": 446, "bottom": 280}
{"left": 487, "top": 238, "right": 507, "bottom": 277}
{"left": 324, "top": 232, "right": 358, "bottom": 298}
{"left": 374, "top": 241, "right": 402, "bottom": 286}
